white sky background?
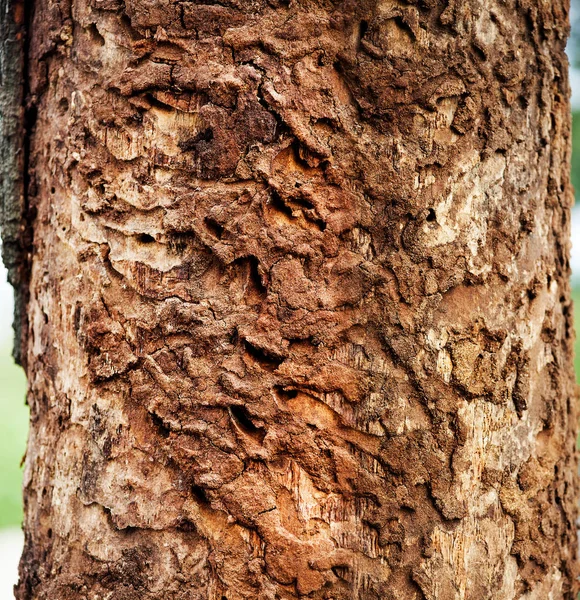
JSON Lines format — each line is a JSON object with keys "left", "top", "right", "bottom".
{"left": 569, "top": 3, "right": 580, "bottom": 285}
{"left": 0, "top": 264, "right": 12, "bottom": 345}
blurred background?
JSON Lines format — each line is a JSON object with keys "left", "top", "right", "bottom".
{"left": 0, "top": 10, "right": 580, "bottom": 599}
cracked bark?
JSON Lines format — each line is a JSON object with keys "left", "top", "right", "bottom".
{"left": 1, "top": 0, "right": 578, "bottom": 598}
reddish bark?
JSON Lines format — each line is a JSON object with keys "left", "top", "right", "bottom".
{"left": 1, "top": 0, "right": 578, "bottom": 598}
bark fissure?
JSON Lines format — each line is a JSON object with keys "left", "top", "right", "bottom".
{"left": 3, "top": 0, "right": 578, "bottom": 598}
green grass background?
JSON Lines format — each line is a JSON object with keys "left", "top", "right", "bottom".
{"left": 0, "top": 344, "right": 27, "bottom": 528}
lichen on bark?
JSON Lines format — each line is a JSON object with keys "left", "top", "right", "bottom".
{"left": 4, "top": 0, "right": 579, "bottom": 598}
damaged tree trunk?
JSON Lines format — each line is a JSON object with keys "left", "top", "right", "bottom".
{"left": 1, "top": 0, "right": 578, "bottom": 598}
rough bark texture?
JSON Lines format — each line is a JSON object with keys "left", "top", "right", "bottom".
{"left": 4, "top": 0, "right": 578, "bottom": 598}
{"left": 0, "top": 0, "right": 28, "bottom": 364}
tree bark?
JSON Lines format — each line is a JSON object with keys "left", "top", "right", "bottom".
{"left": 0, "top": 0, "right": 28, "bottom": 365}
{"left": 2, "top": 0, "right": 578, "bottom": 598}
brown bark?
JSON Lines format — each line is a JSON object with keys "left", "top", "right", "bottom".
{"left": 0, "top": 0, "right": 28, "bottom": 364}
{"left": 2, "top": 0, "right": 578, "bottom": 598}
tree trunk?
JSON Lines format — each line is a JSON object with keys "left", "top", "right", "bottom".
{"left": 1, "top": 0, "right": 578, "bottom": 598}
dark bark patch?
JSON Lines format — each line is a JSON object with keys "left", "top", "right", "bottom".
{"left": 137, "top": 233, "right": 155, "bottom": 244}
{"left": 243, "top": 339, "right": 284, "bottom": 369}
{"left": 204, "top": 217, "right": 224, "bottom": 239}
{"left": 229, "top": 405, "right": 266, "bottom": 442}
{"left": 150, "top": 413, "right": 170, "bottom": 438}
{"left": 191, "top": 485, "right": 210, "bottom": 505}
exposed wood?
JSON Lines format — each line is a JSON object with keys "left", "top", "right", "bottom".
{"left": 4, "top": 0, "right": 579, "bottom": 598}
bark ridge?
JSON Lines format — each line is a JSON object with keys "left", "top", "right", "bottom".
{"left": 6, "top": 0, "right": 579, "bottom": 599}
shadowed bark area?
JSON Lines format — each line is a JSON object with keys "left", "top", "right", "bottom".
{"left": 0, "top": 0, "right": 28, "bottom": 364}
{"left": 2, "top": 0, "right": 578, "bottom": 598}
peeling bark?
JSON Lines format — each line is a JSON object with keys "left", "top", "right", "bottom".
{"left": 2, "top": 0, "right": 578, "bottom": 598}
